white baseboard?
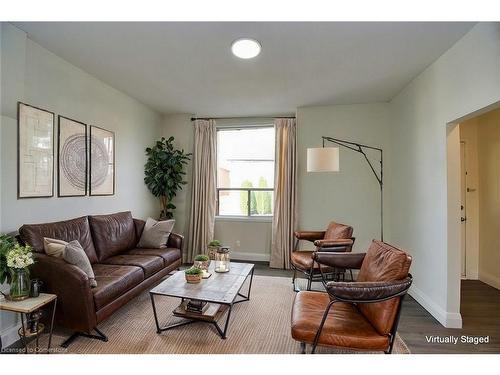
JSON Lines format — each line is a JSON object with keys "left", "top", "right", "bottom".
{"left": 409, "top": 285, "right": 463, "bottom": 329}
{"left": 0, "top": 322, "right": 21, "bottom": 349}
{"left": 231, "top": 251, "right": 270, "bottom": 262}
{"left": 479, "top": 271, "right": 500, "bottom": 290}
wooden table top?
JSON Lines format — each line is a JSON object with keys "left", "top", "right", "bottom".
{"left": 0, "top": 293, "right": 56, "bottom": 313}
{"left": 150, "top": 262, "right": 254, "bottom": 304}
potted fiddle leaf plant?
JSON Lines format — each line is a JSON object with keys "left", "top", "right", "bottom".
{"left": 144, "top": 136, "right": 191, "bottom": 220}
{"left": 184, "top": 267, "right": 203, "bottom": 284}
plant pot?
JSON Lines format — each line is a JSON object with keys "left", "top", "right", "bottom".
{"left": 185, "top": 274, "right": 202, "bottom": 284}
{"left": 207, "top": 246, "right": 220, "bottom": 260}
{"left": 193, "top": 259, "right": 211, "bottom": 271}
{"left": 9, "top": 268, "right": 30, "bottom": 301}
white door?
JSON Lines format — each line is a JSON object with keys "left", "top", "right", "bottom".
{"left": 460, "top": 141, "right": 467, "bottom": 279}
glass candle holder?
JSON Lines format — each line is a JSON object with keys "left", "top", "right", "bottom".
{"left": 214, "top": 247, "right": 230, "bottom": 273}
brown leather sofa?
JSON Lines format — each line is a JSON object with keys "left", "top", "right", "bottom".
{"left": 291, "top": 221, "right": 355, "bottom": 291}
{"left": 291, "top": 240, "right": 412, "bottom": 354}
{"left": 18, "top": 211, "right": 183, "bottom": 346}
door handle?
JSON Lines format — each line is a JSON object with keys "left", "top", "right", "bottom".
{"left": 461, "top": 217, "right": 466, "bottom": 222}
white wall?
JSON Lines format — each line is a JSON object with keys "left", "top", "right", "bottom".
{"left": 296, "top": 103, "right": 391, "bottom": 253}
{"left": 389, "top": 22, "right": 500, "bottom": 328}
{"left": 0, "top": 23, "right": 161, "bottom": 347}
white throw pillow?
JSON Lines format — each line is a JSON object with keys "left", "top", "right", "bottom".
{"left": 137, "top": 218, "right": 175, "bottom": 249}
{"left": 43, "top": 237, "right": 68, "bottom": 258}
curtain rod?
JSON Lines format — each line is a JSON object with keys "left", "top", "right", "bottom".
{"left": 190, "top": 116, "right": 296, "bottom": 121}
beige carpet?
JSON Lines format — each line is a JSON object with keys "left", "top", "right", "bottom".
{"left": 42, "top": 275, "right": 410, "bottom": 354}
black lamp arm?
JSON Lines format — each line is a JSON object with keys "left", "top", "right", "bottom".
{"left": 322, "top": 136, "right": 383, "bottom": 186}
{"left": 321, "top": 136, "right": 384, "bottom": 241}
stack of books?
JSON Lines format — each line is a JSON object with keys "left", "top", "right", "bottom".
{"left": 186, "top": 299, "right": 209, "bottom": 314}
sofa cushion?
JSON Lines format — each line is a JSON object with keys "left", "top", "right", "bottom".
{"left": 19, "top": 216, "right": 98, "bottom": 264}
{"left": 291, "top": 291, "right": 389, "bottom": 351}
{"left": 89, "top": 211, "right": 137, "bottom": 261}
{"left": 356, "top": 240, "right": 412, "bottom": 336}
{"left": 126, "top": 247, "right": 181, "bottom": 267}
{"left": 92, "top": 264, "right": 144, "bottom": 310}
{"left": 43, "top": 237, "right": 68, "bottom": 258}
{"left": 101, "top": 254, "right": 164, "bottom": 278}
{"left": 137, "top": 218, "right": 175, "bottom": 249}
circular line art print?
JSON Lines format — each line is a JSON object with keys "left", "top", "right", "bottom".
{"left": 60, "top": 133, "right": 87, "bottom": 191}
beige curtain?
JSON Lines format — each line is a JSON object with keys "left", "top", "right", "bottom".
{"left": 270, "top": 118, "right": 297, "bottom": 269}
{"left": 186, "top": 119, "right": 217, "bottom": 262}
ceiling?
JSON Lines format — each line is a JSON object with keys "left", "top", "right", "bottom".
{"left": 13, "top": 22, "right": 474, "bottom": 116}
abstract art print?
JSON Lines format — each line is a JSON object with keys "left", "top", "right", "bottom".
{"left": 18, "top": 102, "right": 55, "bottom": 198}
{"left": 89, "top": 125, "right": 115, "bottom": 196}
{"left": 58, "top": 116, "right": 87, "bottom": 197}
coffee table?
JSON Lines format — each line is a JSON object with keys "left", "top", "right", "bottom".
{"left": 149, "top": 262, "right": 254, "bottom": 339}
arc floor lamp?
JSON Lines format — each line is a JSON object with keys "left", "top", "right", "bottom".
{"left": 307, "top": 136, "right": 384, "bottom": 241}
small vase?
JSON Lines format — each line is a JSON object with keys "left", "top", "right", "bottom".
{"left": 10, "top": 268, "right": 30, "bottom": 301}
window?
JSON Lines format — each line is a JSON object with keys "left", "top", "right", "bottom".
{"left": 217, "top": 126, "right": 275, "bottom": 217}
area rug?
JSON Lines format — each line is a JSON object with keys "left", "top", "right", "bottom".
{"left": 42, "top": 275, "right": 410, "bottom": 354}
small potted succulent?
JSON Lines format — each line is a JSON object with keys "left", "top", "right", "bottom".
{"left": 193, "top": 254, "right": 210, "bottom": 271}
{"left": 184, "top": 267, "right": 203, "bottom": 284}
{"left": 207, "top": 240, "right": 221, "bottom": 260}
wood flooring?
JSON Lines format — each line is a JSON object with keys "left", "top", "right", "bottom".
{"left": 250, "top": 262, "right": 500, "bottom": 354}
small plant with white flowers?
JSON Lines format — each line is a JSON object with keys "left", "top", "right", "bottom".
{"left": 6, "top": 243, "right": 34, "bottom": 269}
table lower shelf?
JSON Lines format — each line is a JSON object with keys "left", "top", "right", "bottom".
{"left": 173, "top": 301, "right": 229, "bottom": 323}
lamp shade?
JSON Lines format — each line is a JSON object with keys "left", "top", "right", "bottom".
{"left": 307, "top": 147, "right": 339, "bottom": 172}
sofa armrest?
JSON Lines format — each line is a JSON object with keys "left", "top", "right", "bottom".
{"left": 313, "top": 252, "right": 366, "bottom": 269}
{"left": 32, "top": 253, "right": 97, "bottom": 333}
{"left": 325, "top": 276, "right": 413, "bottom": 302}
{"left": 294, "top": 231, "right": 325, "bottom": 241}
{"left": 313, "top": 238, "right": 354, "bottom": 252}
{"left": 167, "top": 232, "right": 184, "bottom": 251}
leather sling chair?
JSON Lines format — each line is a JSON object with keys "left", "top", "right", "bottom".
{"left": 291, "top": 240, "right": 412, "bottom": 354}
{"left": 291, "top": 221, "right": 355, "bottom": 291}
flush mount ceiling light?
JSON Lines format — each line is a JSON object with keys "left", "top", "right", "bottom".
{"left": 231, "top": 38, "right": 261, "bottom": 59}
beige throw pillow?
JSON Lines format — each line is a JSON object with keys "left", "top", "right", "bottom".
{"left": 137, "top": 218, "right": 175, "bottom": 249}
{"left": 64, "top": 240, "right": 97, "bottom": 288}
{"left": 43, "top": 237, "right": 68, "bottom": 258}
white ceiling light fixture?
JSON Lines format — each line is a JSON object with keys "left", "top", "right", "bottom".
{"left": 231, "top": 38, "right": 261, "bottom": 59}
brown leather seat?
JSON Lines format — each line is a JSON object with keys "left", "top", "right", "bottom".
{"left": 290, "top": 251, "right": 332, "bottom": 271}
{"left": 92, "top": 264, "right": 144, "bottom": 310}
{"left": 126, "top": 247, "right": 181, "bottom": 266}
{"left": 102, "top": 254, "right": 164, "bottom": 278}
{"left": 291, "top": 240, "right": 412, "bottom": 354}
{"left": 291, "top": 221, "right": 355, "bottom": 290}
{"left": 291, "top": 291, "right": 389, "bottom": 351}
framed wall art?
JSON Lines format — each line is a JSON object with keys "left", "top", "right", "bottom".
{"left": 89, "top": 125, "right": 115, "bottom": 196}
{"left": 58, "top": 116, "right": 87, "bottom": 197}
{"left": 17, "top": 102, "right": 55, "bottom": 198}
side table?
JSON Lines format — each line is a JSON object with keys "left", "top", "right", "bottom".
{"left": 0, "top": 293, "right": 57, "bottom": 354}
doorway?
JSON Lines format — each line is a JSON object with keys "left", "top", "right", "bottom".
{"left": 457, "top": 108, "right": 500, "bottom": 286}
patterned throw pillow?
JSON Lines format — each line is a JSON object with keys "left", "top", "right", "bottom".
{"left": 64, "top": 240, "right": 97, "bottom": 288}
{"left": 137, "top": 218, "right": 175, "bottom": 249}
